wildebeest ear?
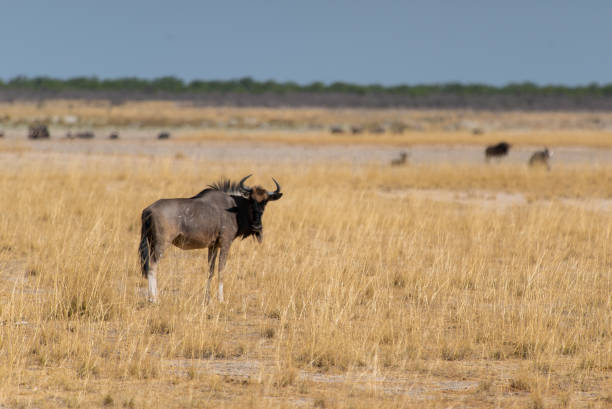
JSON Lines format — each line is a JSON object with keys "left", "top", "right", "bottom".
{"left": 268, "top": 192, "right": 283, "bottom": 201}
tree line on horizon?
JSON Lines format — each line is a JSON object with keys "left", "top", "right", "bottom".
{"left": 2, "top": 76, "right": 612, "bottom": 97}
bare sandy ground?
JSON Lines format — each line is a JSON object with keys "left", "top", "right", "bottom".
{"left": 3, "top": 127, "right": 612, "bottom": 165}
{"left": 379, "top": 188, "right": 612, "bottom": 211}
{"left": 168, "top": 357, "right": 479, "bottom": 402}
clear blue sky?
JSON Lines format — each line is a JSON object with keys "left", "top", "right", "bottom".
{"left": 1, "top": 1, "right": 610, "bottom": 86}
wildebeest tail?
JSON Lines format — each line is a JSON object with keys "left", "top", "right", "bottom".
{"left": 139, "top": 210, "right": 154, "bottom": 278}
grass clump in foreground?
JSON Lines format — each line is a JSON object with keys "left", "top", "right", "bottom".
{"left": 0, "top": 153, "right": 610, "bottom": 408}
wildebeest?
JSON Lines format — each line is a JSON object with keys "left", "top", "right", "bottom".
{"left": 0, "top": 130, "right": 4, "bottom": 138}
{"left": 139, "top": 175, "right": 283, "bottom": 303}
{"left": 158, "top": 132, "right": 170, "bottom": 140}
{"left": 350, "top": 125, "right": 364, "bottom": 134}
{"left": 390, "top": 122, "right": 408, "bottom": 134}
{"left": 66, "top": 131, "right": 95, "bottom": 139}
{"left": 28, "top": 124, "right": 50, "bottom": 139}
{"left": 484, "top": 142, "right": 511, "bottom": 162}
{"left": 76, "top": 132, "right": 95, "bottom": 139}
{"left": 391, "top": 151, "right": 409, "bottom": 166}
{"left": 109, "top": 132, "right": 119, "bottom": 140}
{"left": 369, "top": 125, "right": 385, "bottom": 134}
{"left": 528, "top": 147, "right": 552, "bottom": 170}
{"left": 330, "top": 125, "right": 344, "bottom": 134}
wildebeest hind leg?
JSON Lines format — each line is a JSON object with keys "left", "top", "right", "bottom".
{"left": 148, "top": 260, "right": 159, "bottom": 303}
{"left": 147, "top": 241, "right": 166, "bottom": 304}
{"left": 205, "top": 246, "right": 218, "bottom": 304}
{"left": 216, "top": 245, "right": 230, "bottom": 303}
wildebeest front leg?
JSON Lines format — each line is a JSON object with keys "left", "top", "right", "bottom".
{"left": 205, "top": 246, "right": 218, "bottom": 304}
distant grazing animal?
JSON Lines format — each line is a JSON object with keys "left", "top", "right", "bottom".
{"left": 28, "top": 124, "right": 50, "bottom": 139}
{"left": 66, "top": 131, "right": 95, "bottom": 139}
{"left": 391, "top": 152, "right": 409, "bottom": 166}
{"left": 0, "top": 130, "right": 4, "bottom": 138}
{"left": 76, "top": 131, "right": 95, "bottom": 139}
{"left": 139, "top": 175, "right": 283, "bottom": 304}
{"left": 350, "top": 125, "right": 364, "bottom": 134}
{"left": 369, "top": 125, "right": 385, "bottom": 134}
{"left": 528, "top": 148, "right": 552, "bottom": 170}
{"left": 330, "top": 126, "right": 344, "bottom": 134}
{"left": 158, "top": 132, "right": 170, "bottom": 140}
{"left": 484, "top": 142, "right": 511, "bottom": 162}
{"left": 390, "top": 122, "right": 408, "bottom": 134}
{"left": 109, "top": 132, "right": 119, "bottom": 140}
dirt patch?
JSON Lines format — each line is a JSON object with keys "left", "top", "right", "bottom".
{"left": 381, "top": 187, "right": 612, "bottom": 211}
{"left": 167, "top": 358, "right": 479, "bottom": 399}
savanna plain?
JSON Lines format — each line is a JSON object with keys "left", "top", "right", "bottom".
{"left": 0, "top": 102, "right": 611, "bottom": 408}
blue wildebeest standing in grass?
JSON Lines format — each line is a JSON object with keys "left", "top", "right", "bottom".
{"left": 484, "top": 141, "right": 511, "bottom": 162}
{"left": 139, "top": 175, "right": 283, "bottom": 303}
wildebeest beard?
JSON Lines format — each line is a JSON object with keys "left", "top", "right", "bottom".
{"left": 228, "top": 199, "right": 264, "bottom": 243}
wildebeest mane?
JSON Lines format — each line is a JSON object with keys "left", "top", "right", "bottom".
{"left": 191, "top": 179, "right": 242, "bottom": 198}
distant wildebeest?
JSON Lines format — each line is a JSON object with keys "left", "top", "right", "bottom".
{"left": 484, "top": 142, "right": 511, "bottom": 162}
{"left": 390, "top": 122, "right": 408, "bottom": 134}
{"left": 391, "top": 151, "right": 409, "bottom": 166}
{"left": 528, "top": 147, "right": 552, "bottom": 170}
{"left": 109, "top": 132, "right": 119, "bottom": 140}
{"left": 76, "top": 131, "right": 95, "bottom": 139}
{"left": 0, "top": 130, "right": 4, "bottom": 138}
{"left": 158, "top": 132, "right": 170, "bottom": 140}
{"left": 472, "top": 128, "right": 484, "bottom": 135}
{"left": 139, "top": 175, "right": 283, "bottom": 303}
{"left": 330, "top": 125, "right": 344, "bottom": 134}
{"left": 28, "top": 124, "right": 50, "bottom": 139}
{"left": 66, "top": 131, "right": 95, "bottom": 139}
{"left": 350, "top": 125, "right": 364, "bottom": 134}
{"left": 369, "top": 125, "right": 385, "bottom": 134}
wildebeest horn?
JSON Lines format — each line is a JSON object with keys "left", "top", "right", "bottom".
{"left": 268, "top": 177, "right": 283, "bottom": 201}
{"left": 239, "top": 174, "right": 253, "bottom": 195}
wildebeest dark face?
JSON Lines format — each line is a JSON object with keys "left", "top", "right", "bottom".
{"left": 249, "top": 188, "right": 268, "bottom": 232}
{"left": 239, "top": 175, "right": 283, "bottom": 243}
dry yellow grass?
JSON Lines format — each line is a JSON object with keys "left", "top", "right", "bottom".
{"left": 0, "top": 150, "right": 610, "bottom": 408}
